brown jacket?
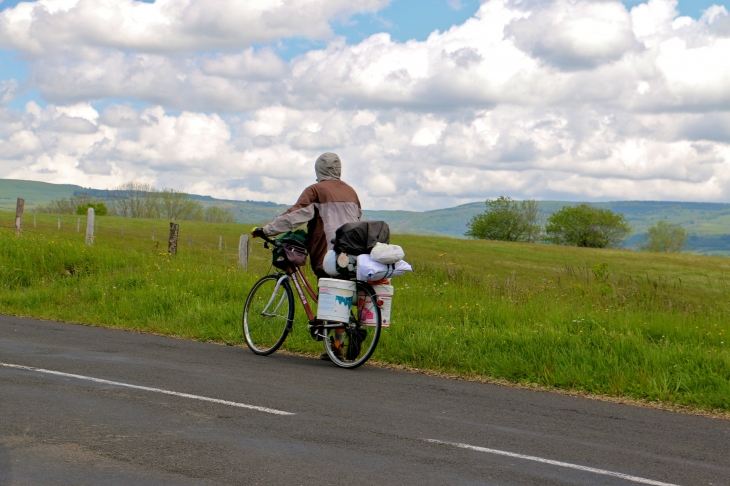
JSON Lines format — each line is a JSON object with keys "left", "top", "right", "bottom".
{"left": 263, "top": 180, "right": 361, "bottom": 272}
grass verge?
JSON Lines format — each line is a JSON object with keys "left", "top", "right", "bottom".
{"left": 1, "top": 212, "right": 729, "bottom": 414}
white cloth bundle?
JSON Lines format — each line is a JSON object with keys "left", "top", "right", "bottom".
{"left": 369, "top": 242, "right": 405, "bottom": 265}
{"left": 356, "top": 254, "right": 412, "bottom": 281}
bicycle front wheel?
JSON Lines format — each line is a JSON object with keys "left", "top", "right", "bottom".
{"left": 243, "top": 274, "right": 294, "bottom": 355}
{"left": 323, "top": 282, "right": 382, "bottom": 369}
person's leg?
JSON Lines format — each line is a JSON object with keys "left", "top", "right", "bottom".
{"left": 314, "top": 268, "right": 329, "bottom": 280}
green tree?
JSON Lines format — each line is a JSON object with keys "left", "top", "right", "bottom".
{"left": 110, "top": 182, "right": 160, "bottom": 219}
{"left": 545, "top": 204, "right": 630, "bottom": 248}
{"left": 638, "top": 221, "right": 688, "bottom": 253}
{"left": 76, "top": 202, "right": 108, "bottom": 216}
{"left": 159, "top": 189, "right": 203, "bottom": 221}
{"left": 203, "top": 206, "right": 235, "bottom": 223}
{"left": 465, "top": 196, "right": 541, "bottom": 242}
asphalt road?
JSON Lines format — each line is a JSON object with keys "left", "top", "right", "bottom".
{"left": 0, "top": 315, "right": 728, "bottom": 486}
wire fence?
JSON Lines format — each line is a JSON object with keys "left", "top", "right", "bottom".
{"left": 0, "top": 211, "right": 259, "bottom": 272}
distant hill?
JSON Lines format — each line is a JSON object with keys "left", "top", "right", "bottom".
{"left": 2, "top": 178, "right": 729, "bottom": 255}
{"left": 0, "top": 179, "right": 88, "bottom": 209}
{"left": 0, "top": 179, "right": 289, "bottom": 225}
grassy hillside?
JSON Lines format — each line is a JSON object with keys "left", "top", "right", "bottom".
{"left": 0, "top": 179, "right": 84, "bottom": 210}
{"left": 1, "top": 211, "right": 728, "bottom": 414}
{"left": 3, "top": 178, "right": 730, "bottom": 254}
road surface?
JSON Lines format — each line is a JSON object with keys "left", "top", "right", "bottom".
{"left": 1, "top": 315, "right": 728, "bottom": 485}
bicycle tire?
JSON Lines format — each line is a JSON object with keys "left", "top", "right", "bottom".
{"left": 323, "top": 282, "right": 381, "bottom": 369}
{"left": 243, "top": 274, "right": 294, "bottom": 355}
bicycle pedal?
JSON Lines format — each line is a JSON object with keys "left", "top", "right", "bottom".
{"left": 308, "top": 324, "right": 324, "bottom": 341}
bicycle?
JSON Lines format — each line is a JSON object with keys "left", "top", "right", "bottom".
{"left": 243, "top": 234, "right": 382, "bottom": 369}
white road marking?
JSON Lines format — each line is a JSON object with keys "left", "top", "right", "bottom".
{"left": 0, "top": 362, "right": 295, "bottom": 416}
{"left": 424, "top": 439, "right": 680, "bottom": 486}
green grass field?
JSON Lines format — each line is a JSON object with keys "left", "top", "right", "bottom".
{"left": 1, "top": 211, "right": 729, "bottom": 414}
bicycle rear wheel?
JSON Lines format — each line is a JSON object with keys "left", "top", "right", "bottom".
{"left": 323, "top": 282, "right": 381, "bottom": 369}
{"left": 243, "top": 274, "right": 294, "bottom": 355}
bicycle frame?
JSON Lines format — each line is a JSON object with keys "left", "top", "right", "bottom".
{"left": 286, "top": 266, "right": 318, "bottom": 322}
{"left": 259, "top": 234, "right": 347, "bottom": 331}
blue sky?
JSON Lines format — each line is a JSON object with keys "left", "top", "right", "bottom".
{"left": 335, "top": 0, "right": 730, "bottom": 42}
{"left": 272, "top": 0, "right": 730, "bottom": 59}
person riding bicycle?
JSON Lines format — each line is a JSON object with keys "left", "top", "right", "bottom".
{"left": 251, "top": 152, "right": 362, "bottom": 360}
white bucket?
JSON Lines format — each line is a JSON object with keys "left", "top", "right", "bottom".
{"left": 317, "top": 278, "right": 356, "bottom": 323}
{"left": 357, "top": 284, "right": 394, "bottom": 327}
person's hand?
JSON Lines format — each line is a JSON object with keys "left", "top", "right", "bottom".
{"left": 251, "top": 227, "right": 266, "bottom": 239}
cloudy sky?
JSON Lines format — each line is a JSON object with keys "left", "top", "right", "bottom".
{"left": 1, "top": 0, "right": 729, "bottom": 210}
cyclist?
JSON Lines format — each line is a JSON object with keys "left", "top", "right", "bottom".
{"left": 251, "top": 152, "right": 362, "bottom": 360}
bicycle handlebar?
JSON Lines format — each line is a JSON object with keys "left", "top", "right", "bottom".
{"left": 261, "top": 234, "right": 279, "bottom": 248}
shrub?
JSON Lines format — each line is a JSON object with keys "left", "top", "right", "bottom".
{"left": 545, "top": 204, "right": 630, "bottom": 248}
{"left": 204, "top": 206, "right": 235, "bottom": 223}
{"left": 465, "top": 196, "right": 541, "bottom": 242}
{"left": 639, "top": 221, "right": 688, "bottom": 253}
{"left": 76, "top": 202, "right": 108, "bottom": 216}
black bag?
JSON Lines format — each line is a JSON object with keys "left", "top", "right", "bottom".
{"left": 333, "top": 221, "right": 390, "bottom": 256}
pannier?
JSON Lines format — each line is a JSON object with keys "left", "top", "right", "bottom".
{"left": 272, "top": 230, "right": 308, "bottom": 270}
{"left": 332, "top": 221, "right": 390, "bottom": 256}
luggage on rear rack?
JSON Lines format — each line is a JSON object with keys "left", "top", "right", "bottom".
{"left": 356, "top": 254, "right": 412, "bottom": 281}
{"left": 332, "top": 221, "right": 390, "bottom": 256}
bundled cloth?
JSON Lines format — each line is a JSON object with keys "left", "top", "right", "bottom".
{"left": 369, "top": 242, "right": 404, "bottom": 264}
{"left": 356, "top": 254, "right": 412, "bottom": 281}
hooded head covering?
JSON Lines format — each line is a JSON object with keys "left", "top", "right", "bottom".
{"left": 315, "top": 152, "right": 341, "bottom": 182}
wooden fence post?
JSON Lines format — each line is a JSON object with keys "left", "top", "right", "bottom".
{"left": 33, "top": 214, "right": 36, "bottom": 228}
{"left": 238, "top": 234, "right": 249, "bottom": 270}
{"left": 168, "top": 222, "right": 179, "bottom": 255}
{"left": 151, "top": 229, "right": 155, "bottom": 240}
{"left": 189, "top": 233, "right": 192, "bottom": 246}
{"left": 14, "top": 198, "right": 24, "bottom": 234}
{"left": 57, "top": 218, "right": 61, "bottom": 230}
{"left": 219, "top": 235, "right": 222, "bottom": 251}
{"left": 85, "top": 207, "right": 95, "bottom": 245}
{"left": 77, "top": 218, "right": 80, "bottom": 233}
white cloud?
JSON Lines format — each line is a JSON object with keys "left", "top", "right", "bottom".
{"left": 3, "top": 101, "right": 730, "bottom": 211}
{"left": 631, "top": 0, "right": 678, "bottom": 39}
{"left": 0, "top": 79, "right": 19, "bottom": 105}
{"left": 1, "top": 0, "right": 730, "bottom": 210}
{"left": 23, "top": 0, "right": 730, "bottom": 115}
{"left": 506, "top": 0, "right": 639, "bottom": 70}
{"left": 0, "top": 0, "right": 390, "bottom": 55}
{"left": 201, "top": 48, "right": 288, "bottom": 80}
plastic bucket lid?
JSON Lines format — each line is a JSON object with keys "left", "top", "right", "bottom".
{"left": 318, "top": 278, "right": 357, "bottom": 291}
